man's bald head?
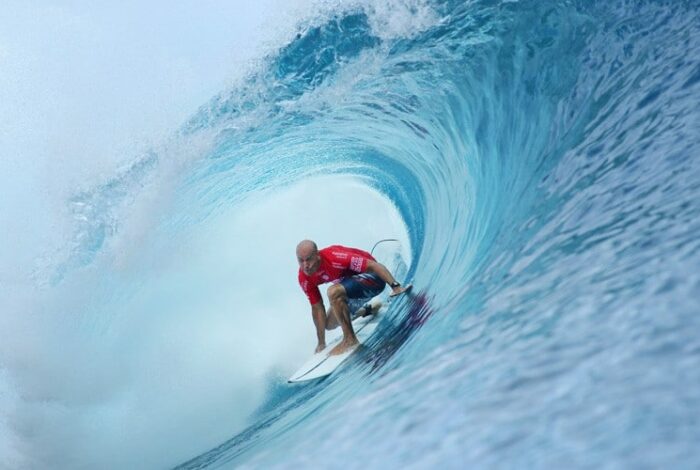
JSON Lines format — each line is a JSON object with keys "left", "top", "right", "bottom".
{"left": 296, "top": 239, "right": 318, "bottom": 257}
{"left": 296, "top": 240, "right": 321, "bottom": 275}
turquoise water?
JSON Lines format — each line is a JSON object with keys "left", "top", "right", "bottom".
{"left": 5, "top": 1, "right": 700, "bottom": 468}
{"left": 171, "top": 1, "right": 700, "bottom": 468}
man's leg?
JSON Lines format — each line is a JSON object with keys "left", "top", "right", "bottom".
{"left": 325, "top": 306, "right": 339, "bottom": 330}
{"left": 341, "top": 273, "right": 387, "bottom": 318}
{"left": 326, "top": 283, "right": 358, "bottom": 355}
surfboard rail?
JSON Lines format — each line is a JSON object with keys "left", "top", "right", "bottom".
{"left": 288, "top": 300, "right": 383, "bottom": 383}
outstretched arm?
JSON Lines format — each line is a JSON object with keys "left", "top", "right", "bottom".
{"left": 311, "top": 301, "right": 327, "bottom": 353}
{"left": 365, "top": 260, "right": 410, "bottom": 296}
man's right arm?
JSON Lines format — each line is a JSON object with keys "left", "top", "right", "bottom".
{"left": 311, "top": 301, "right": 327, "bottom": 353}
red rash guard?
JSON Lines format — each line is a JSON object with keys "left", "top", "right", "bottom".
{"left": 298, "top": 245, "right": 375, "bottom": 305}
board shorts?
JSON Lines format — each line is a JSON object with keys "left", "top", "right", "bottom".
{"left": 339, "top": 272, "right": 386, "bottom": 302}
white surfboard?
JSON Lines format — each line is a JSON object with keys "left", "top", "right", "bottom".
{"left": 288, "top": 299, "right": 384, "bottom": 383}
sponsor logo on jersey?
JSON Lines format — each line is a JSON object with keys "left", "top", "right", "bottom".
{"left": 350, "top": 256, "right": 363, "bottom": 272}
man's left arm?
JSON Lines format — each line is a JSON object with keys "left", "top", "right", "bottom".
{"left": 365, "top": 260, "right": 409, "bottom": 296}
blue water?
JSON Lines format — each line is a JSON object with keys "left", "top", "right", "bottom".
{"left": 164, "top": 1, "right": 700, "bottom": 468}
{"left": 11, "top": 0, "right": 700, "bottom": 468}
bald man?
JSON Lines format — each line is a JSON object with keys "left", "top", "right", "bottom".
{"left": 296, "top": 240, "right": 410, "bottom": 355}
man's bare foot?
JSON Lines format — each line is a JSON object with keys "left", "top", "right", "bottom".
{"left": 329, "top": 337, "right": 359, "bottom": 356}
{"left": 353, "top": 303, "right": 374, "bottom": 318}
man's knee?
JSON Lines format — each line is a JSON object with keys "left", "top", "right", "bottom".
{"left": 327, "top": 284, "right": 346, "bottom": 302}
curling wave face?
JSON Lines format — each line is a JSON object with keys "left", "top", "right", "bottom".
{"left": 176, "top": 0, "right": 700, "bottom": 468}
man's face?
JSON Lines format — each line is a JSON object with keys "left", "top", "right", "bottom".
{"left": 297, "top": 247, "right": 321, "bottom": 275}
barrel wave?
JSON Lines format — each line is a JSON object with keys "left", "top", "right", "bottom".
{"left": 4, "top": 0, "right": 700, "bottom": 469}
{"left": 167, "top": 1, "right": 700, "bottom": 468}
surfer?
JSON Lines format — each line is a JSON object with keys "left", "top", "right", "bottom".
{"left": 296, "top": 240, "right": 410, "bottom": 356}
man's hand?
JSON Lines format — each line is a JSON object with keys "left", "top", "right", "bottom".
{"left": 315, "top": 342, "right": 326, "bottom": 354}
{"left": 389, "top": 283, "right": 413, "bottom": 297}
{"left": 365, "top": 260, "right": 412, "bottom": 298}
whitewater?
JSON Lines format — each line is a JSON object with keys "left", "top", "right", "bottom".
{"left": 1, "top": 0, "right": 700, "bottom": 468}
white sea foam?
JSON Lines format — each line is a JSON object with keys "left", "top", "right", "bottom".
{"left": 0, "top": 0, "right": 430, "bottom": 467}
